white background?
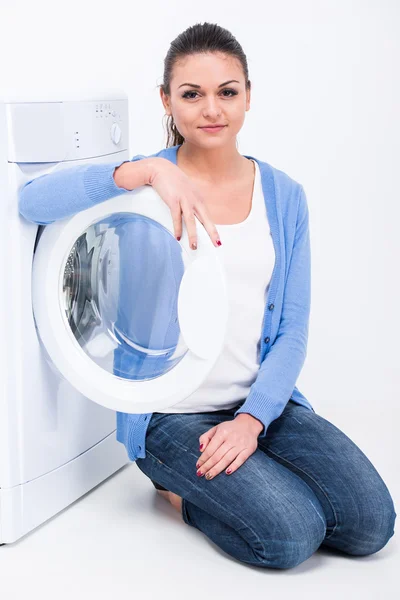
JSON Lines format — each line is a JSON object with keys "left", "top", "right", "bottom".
{"left": 0, "top": 0, "right": 398, "bottom": 597}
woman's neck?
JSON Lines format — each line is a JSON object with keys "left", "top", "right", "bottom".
{"left": 176, "top": 142, "right": 249, "bottom": 185}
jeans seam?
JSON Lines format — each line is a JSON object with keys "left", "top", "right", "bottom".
{"left": 263, "top": 446, "right": 339, "bottom": 540}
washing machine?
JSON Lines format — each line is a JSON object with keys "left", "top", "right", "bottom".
{"left": 0, "top": 92, "right": 228, "bottom": 544}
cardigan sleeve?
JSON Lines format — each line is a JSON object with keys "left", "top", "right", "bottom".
{"left": 233, "top": 184, "right": 311, "bottom": 437}
{"left": 18, "top": 155, "right": 147, "bottom": 225}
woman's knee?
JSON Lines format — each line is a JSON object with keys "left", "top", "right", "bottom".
{"left": 254, "top": 498, "right": 327, "bottom": 569}
{"left": 341, "top": 495, "right": 396, "bottom": 556}
{"left": 325, "top": 479, "right": 397, "bottom": 556}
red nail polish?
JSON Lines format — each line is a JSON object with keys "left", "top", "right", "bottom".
{"left": 216, "top": 240, "right": 222, "bottom": 246}
{"left": 199, "top": 444, "right": 203, "bottom": 450}
{"left": 176, "top": 236, "right": 181, "bottom": 241}
{"left": 196, "top": 470, "right": 202, "bottom": 477}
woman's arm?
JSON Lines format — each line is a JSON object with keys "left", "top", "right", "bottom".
{"left": 18, "top": 155, "right": 155, "bottom": 225}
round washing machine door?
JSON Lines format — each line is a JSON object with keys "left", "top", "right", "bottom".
{"left": 31, "top": 185, "right": 229, "bottom": 413}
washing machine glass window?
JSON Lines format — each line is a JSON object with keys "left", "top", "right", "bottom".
{"left": 62, "top": 212, "right": 188, "bottom": 380}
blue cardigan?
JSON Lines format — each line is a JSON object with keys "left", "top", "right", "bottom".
{"left": 19, "top": 144, "right": 315, "bottom": 462}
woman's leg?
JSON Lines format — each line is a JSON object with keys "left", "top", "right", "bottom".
{"left": 257, "top": 401, "right": 397, "bottom": 556}
{"left": 135, "top": 409, "right": 327, "bottom": 569}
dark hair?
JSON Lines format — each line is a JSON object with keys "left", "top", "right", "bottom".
{"left": 159, "top": 22, "right": 251, "bottom": 148}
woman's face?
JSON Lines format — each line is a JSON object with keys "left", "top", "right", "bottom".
{"left": 160, "top": 52, "right": 251, "bottom": 147}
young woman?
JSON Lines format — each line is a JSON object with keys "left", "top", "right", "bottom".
{"left": 19, "top": 22, "right": 396, "bottom": 569}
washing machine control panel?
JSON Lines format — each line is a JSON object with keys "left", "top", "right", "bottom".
{"left": 5, "top": 98, "right": 129, "bottom": 163}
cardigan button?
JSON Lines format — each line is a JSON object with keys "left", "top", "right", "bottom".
{"left": 268, "top": 303, "right": 274, "bottom": 310}
{"left": 264, "top": 337, "right": 270, "bottom": 343}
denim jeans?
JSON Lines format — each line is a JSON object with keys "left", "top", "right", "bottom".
{"left": 135, "top": 400, "right": 396, "bottom": 569}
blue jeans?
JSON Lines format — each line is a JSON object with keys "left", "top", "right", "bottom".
{"left": 135, "top": 400, "right": 396, "bottom": 569}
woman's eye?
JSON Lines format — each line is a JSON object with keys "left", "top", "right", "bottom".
{"left": 182, "top": 91, "right": 198, "bottom": 99}
{"left": 182, "top": 89, "right": 238, "bottom": 99}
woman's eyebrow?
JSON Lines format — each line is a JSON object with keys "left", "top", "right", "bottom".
{"left": 178, "top": 79, "right": 240, "bottom": 89}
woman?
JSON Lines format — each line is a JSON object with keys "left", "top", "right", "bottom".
{"left": 19, "top": 22, "right": 396, "bottom": 569}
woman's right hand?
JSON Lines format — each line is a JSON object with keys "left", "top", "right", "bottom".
{"left": 146, "top": 157, "right": 221, "bottom": 250}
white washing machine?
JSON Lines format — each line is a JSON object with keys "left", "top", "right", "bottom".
{"left": 0, "top": 93, "right": 228, "bottom": 544}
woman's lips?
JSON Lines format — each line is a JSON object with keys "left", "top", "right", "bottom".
{"left": 200, "top": 125, "right": 226, "bottom": 133}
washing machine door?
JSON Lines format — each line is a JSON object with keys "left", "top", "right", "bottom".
{"left": 31, "top": 185, "right": 229, "bottom": 413}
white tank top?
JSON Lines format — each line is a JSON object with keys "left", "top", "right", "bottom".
{"left": 158, "top": 159, "right": 276, "bottom": 413}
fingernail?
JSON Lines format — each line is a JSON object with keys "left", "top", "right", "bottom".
{"left": 216, "top": 240, "right": 222, "bottom": 246}
{"left": 176, "top": 236, "right": 181, "bottom": 241}
{"left": 196, "top": 470, "right": 202, "bottom": 477}
{"left": 199, "top": 444, "right": 203, "bottom": 450}
{"left": 191, "top": 242, "right": 197, "bottom": 250}
{"left": 226, "top": 469, "right": 232, "bottom": 474}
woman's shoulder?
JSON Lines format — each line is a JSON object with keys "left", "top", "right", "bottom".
{"left": 253, "top": 156, "right": 304, "bottom": 215}
{"left": 129, "top": 146, "right": 175, "bottom": 162}
{"left": 255, "top": 156, "right": 301, "bottom": 190}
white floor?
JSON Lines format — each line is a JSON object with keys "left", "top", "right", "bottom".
{"left": 0, "top": 463, "right": 398, "bottom": 600}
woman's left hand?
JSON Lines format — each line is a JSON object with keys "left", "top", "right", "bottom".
{"left": 195, "top": 414, "right": 263, "bottom": 480}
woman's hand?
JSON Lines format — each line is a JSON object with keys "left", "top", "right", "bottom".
{"left": 147, "top": 157, "right": 221, "bottom": 250}
{"left": 195, "top": 414, "right": 263, "bottom": 480}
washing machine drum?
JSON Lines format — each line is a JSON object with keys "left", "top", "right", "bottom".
{"left": 32, "top": 185, "right": 228, "bottom": 414}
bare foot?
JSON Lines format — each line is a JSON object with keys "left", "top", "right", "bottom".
{"left": 156, "top": 489, "right": 183, "bottom": 515}
{"left": 168, "top": 490, "right": 183, "bottom": 514}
